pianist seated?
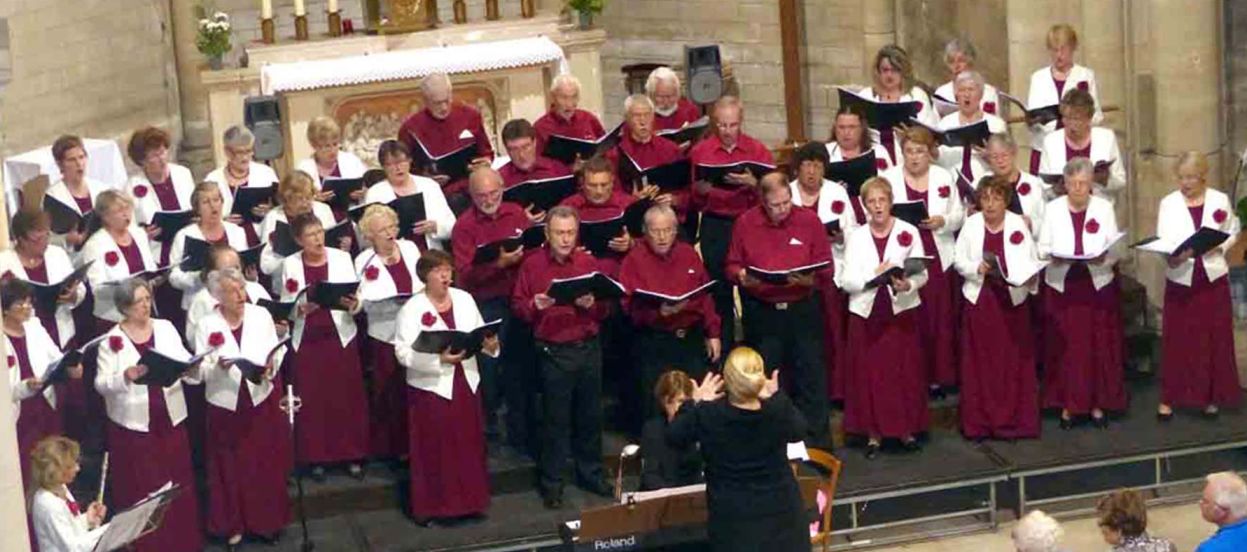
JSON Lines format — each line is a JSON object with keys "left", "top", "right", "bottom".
{"left": 639, "top": 370, "right": 703, "bottom": 491}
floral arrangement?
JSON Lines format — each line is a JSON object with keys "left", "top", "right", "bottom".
{"left": 195, "top": 7, "right": 232, "bottom": 60}
{"left": 566, "top": 0, "right": 605, "bottom": 16}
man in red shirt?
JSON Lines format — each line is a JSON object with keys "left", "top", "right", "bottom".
{"left": 496, "top": 119, "right": 573, "bottom": 220}
{"left": 451, "top": 167, "right": 536, "bottom": 452}
{"left": 618, "top": 203, "right": 720, "bottom": 422}
{"left": 533, "top": 74, "right": 606, "bottom": 165}
{"left": 647, "top": 67, "right": 704, "bottom": 133}
{"left": 559, "top": 156, "right": 636, "bottom": 277}
{"left": 511, "top": 206, "right": 613, "bottom": 508}
{"left": 604, "top": 95, "right": 691, "bottom": 234}
{"left": 689, "top": 95, "right": 775, "bottom": 347}
{"left": 397, "top": 73, "right": 495, "bottom": 214}
{"left": 725, "top": 172, "right": 833, "bottom": 447}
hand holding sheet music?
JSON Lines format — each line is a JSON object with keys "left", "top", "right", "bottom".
{"left": 744, "top": 261, "right": 830, "bottom": 286}
{"left": 1050, "top": 231, "right": 1126, "bottom": 262}
{"left": 866, "top": 256, "right": 931, "bottom": 289}
{"left": 1132, "top": 227, "right": 1230, "bottom": 259}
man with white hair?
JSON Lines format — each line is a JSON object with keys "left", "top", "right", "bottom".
{"left": 1012, "top": 510, "right": 1066, "bottom": 552}
{"left": 533, "top": 73, "right": 605, "bottom": 163}
{"left": 398, "top": 72, "right": 495, "bottom": 212}
{"left": 1198, "top": 472, "right": 1247, "bottom": 551}
{"left": 604, "top": 95, "right": 685, "bottom": 222}
{"left": 646, "top": 66, "right": 702, "bottom": 132}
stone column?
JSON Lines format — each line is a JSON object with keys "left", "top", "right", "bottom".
{"left": 860, "top": 0, "right": 895, "bottom": 83}
{"left": 168, "top": 0, "right": 216, "bottom": 179}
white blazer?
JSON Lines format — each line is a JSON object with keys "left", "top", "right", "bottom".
{"left": 203, "top": 161, "right": 279, "bottom": 236}
{"left": 1156, "top": 189, "right": 1241, "bottom": 286}
{"left": 1026, "top": 63, "right": 1102, "bottom": 150}
{"left": 840, "top": 220, "right": 929, "bottom": 318}
{"left": 193, "top": 304, "right": 281, "bottom": 411}
{"left": 294, "top": 151, "right": 369, "bottom": 188}
{"left": 936, "top": 112, "right": 1007, "bottom": 185}
{"left": 789, "top": 179, "right": 860, "bottom": 285}
{"left": 6, "top": 319, "right": 63, "bottom": 422}
{"left": 954, "top": 212, "right": 1042, "bottom": 306}
{"left": 185, "top": 281, "right": 272, "bottom": 345}
{"left": 0, "top": 246, "right": 86, "bottom": 347}
{"left": 81, "top": 228, "right": 157, "bottom": 322}
{"left": 1002, "top": 171, "right": 1048, "bottom": 236}
{"left": 858, "top": 86, "right": 939, "bottom": 167}
{"left": 43, "top": 177, "right": 109, "bottom": 253}
{"left": 1037, "top": 195, "right": 1120, "bottom": 292}
{"left": 1038, "top": 127, "right": 1126, "bottom": 201}
{"left": 94, "top": 319, "right": 196, "bottom": 432}
{"left": 31, "top": 487, "right": 107, "bottom": 552}
{"left": 394, "top": 287, "right": 498, "bottom": 401}
{"left": 825, "top": 142, "right": 894, "bottom": 171}
{"left": 280, "top": 247, "right": 359, "bottom": 349}
{"left": 363, "top": 178, "right": 455, "bottom": 251}
{"left": 167, "top": 222, "right": 250, "bottom": 309}
{"left": 354, "top": 240, "right": 425, "bottom": 342}
{"left": 881, "top": 164, "right": 965, "bottom": 271}
{"left": 934, "top": 81, "right": 1001, "bottom": 116}
{"left": 257, "top": 202, "right": 338, "bottom": 284}
{"left": 125, "top": 164, "right": 196, "bottom": 262}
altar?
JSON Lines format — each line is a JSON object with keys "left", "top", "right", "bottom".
{"left": 200, "top": 12, "right": 606, "bottom": 173}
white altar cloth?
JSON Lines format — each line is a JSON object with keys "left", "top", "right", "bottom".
{"left": 3, "top": 138, "right": 128, "bottom": 214}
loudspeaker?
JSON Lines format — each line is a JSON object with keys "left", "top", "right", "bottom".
{"left": 244, "top": 95, "right": 284, "bottom": 161}
{"left": 684, "top": 45, "right": 723, "bottom": 105}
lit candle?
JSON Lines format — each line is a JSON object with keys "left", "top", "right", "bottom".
{"left": 294, "top": 0, "right": 306, "bottom": 16}
{"left": 261, "top": 0, "right": 272, "bottom": 19}
{"left": 328, "top": 0, "right": 338, "bottom": 13}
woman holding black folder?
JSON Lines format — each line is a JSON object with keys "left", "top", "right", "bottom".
{"left": 257, "top": 171, "right": 339, "bottom": 287}
{"left": 365, "top": 140, "right": 456, "bottom": 252}
{"left": 94, "top": 278, "right": 202, "bottom": 552}
{"left": 81, "top": 190, "right": 158, "bottom": 333}
{"left": 0, "top": 209, "right": 87, "bottom": 349}
{"left": 859, "top": 45, "right": 939, "bottom": 166}
{"left": 204, "top": 125, "right": 279, "bottom": 244}
{"left": 169, "top": 183, "right": 250, "bottom": 324}
{"left": 1155, "top": 152, "right": 1241, "bottom": 420}
{"left": 394, "top": 249, "right": 499, "bottom": 524}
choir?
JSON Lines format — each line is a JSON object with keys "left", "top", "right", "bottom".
{"left": 11, "top": 23, "right": 1245, "bottom": 547}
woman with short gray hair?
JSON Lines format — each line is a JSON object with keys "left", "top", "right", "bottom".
{"left": 934, "top": 37, "right": 1001, "bottom": 115}
{"left": 204, "top": 125, "right": 279, "bottom": 241}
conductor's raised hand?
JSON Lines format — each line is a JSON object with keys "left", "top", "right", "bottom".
{"left": 759, "top": 369, "right": 780, "bottom": 400}
{"left": 691, "top": 372, "right": 724, "bottom": 403}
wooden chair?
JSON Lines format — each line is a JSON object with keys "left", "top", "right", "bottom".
{"left": 806, "top": 448, "right": 842, "bottom": 552}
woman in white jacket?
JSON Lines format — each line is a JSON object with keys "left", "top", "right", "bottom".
{"left": 365, "top": 140, "right": 456, "bottom": 252}
{"left": 258, "top": 170, "right": 340, "bottom": 290}
{"left": 1026, "top": 24, "right": 1102, "bottom": 174}
{"left": 202, "top": 125, "right": 278, "bottom": 244}
{"left": 167, "top": 182, "right": 249, "bottom": 324}
{"left": 858, "top": 45, "right": 939, "bottom": 168}
{"left": 28, "top": 436, "right": 108, "bottom": 552}
{"left": 394, "top": 249, "right": 499, "bottom": 524}
{"left": 1155, "top": 152, "right": 1242, "bottom": 420}
{"left": 295, "top": 115, "right": 369, "bottom": 219}
{"left": 0, "top": 209, "right": 87, "bottom": 349}
{"left": 80, "top": 190, "right": 158, "bottom": 333}
{"left": 1037, "top": 89, "right": 1125, "bottom": 202}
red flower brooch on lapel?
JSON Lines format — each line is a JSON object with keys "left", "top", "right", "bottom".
{"left": 208, "top": 332, "right": 225, "bottom": 348}
{"left": 132, "top": 185, "right": 148, "bottom": 198}
{"left": 1213, "top": 209, "right": 1228, "bottom": 224}
{"left": 285, "top": 278, "right": 299, "bottom": 294}
{"left": 421, "top": 312, "right": 437, "bottom": 327}
{"left": 983, "top": 101, "right": 997, "bottom": 114}
{"left": 1017, "top": 182, "right": 1032, "bottom": 196}
{"left": 831, "top": 200, "right": 845, "bottom": 215}
{"left": 7, "top": 356, "right": 14, "bottom": 367}
{"left": 1010, "top": 231, "right": 1025, "bottom": 245}
{"left": 875, "top": 158, "right": 888, "bottom": 171}
{"left": 897, "top": 231, "right": 913, "bottom": 247}
{"left": 938, "top": 186, "right": 951, "bottom": 199}
{"left": 364, "top": 266, "right": 380, "bottom": 281}
{"left": 1077, "top": 81, "right": 1089, "bottom": 91}
{"left": 1085, "top": 218, "right": 1100, "bottom": 234}
{"left": 108, "top": 336, "right": 124, "bottom": 352}
{"left": 104, "top": 251, "right": 119, "bottom": 267}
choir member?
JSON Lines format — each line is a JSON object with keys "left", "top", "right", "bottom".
{"left": 953, "top": 176, "right": 1042, "bottom": 441}
{"left": 1038, "top": 88, "right": 1125, "bottom": 201}
{"left": 788, "top": 143, "right": 858, "bottom": 402}
{"left": 559, "top": 155, "right": 637, "bottom": 276}
{"left": 618, "top": 204, "right": 720, "bottom": 420}
{"left": 185, "top": 244, "right": 273, "bottom": 345}
{"left": 646, "top": 66, "right": 703, "bottom": 133}
{"left": 365, "top": 139, "right": 456, "bottom": 252}
{"left": 5, "top": 279, "right": 78, "bottom": 479}
{"left": 258, "top": 170, "right": 339, "bottom": 286}
{"left": 937, "top": 70, "right": 1007, "bottom": 185}
{"left": 194, "top": 268, "right": 292, "bottom": 549}
{"left": 533, "top": 73, "right": 605, "bottom": 161}
{"left": 294, "top": 115, "right": 369, "bottom": 189}
{"left": 28, "top": 436, "right": 108, "bottom": 552}
{"left": 1036, "top": 158, "right": 1125, "bottom": 429}
{"left": 667, "top": 348, "right": 807, "bottom": 552}
{"left": 511, "top": 206, "right": 613, "bottom": 508}
{"left": 168, "top": 182, "right": 249, "bottom": 315}
{"left": 81, "top": 190, "right": 158, "bottom": 332}
{"left": 44, "top": 135, "right": 108, "bottom": 253}
{"left": 984, "top": 133, "right": 1047, "bottom": 234}
{"left": 881, "top": 127, "right": 964, "bottom": 395}
{"left": 690, "top": 95, "right": 775, "bottom": 346}
{"left": 497, "top": 118, "right": 573, "bottom": 202}
{"left": 1156, "top": 152, "right": 1241, "bottom": 420}
{"left": 0, "top": 209, "right": 86, "bottom": 348}
{"left": 451, "top": 167, "right": 534, "bottom": 447}
{"left": 279, "top": 212, "right": 369, "bottom": 479}
{"left": 859, "top": 45, "right": 939, "bottom": 166}
{"left": 94, "top": 278, "right": 203, "bottom": 552}
{"left": 725, "top": 172, "right": 832, "bottom": 447}
{"left": 1026, "top": 23, "right": 1102, "bottom": 174}
{"left": 123, "top": 126, "right": 194, "bottom": 268}
{"left": 934, "top": 38, "right": 1001, "bottom": 115}
{"left": 354, "top": 204, "right": 424, "bottom": 459}
{"left": 605, "top": 94, "right": 687, "bottom": 228}
{"left": 639, "top": 370, "right": 702, "bottom": 491}
{"left": 397, "top": 73, "right": 495, "bottom": 211}
{"left": 840, "top": 177, "right": 929, "bottom": 457}
{"left": 203, "top": 125, "right": 278, "bottom": 244}
{"left": 394, "top": 249, "right": 500, "bottom": 524}
{"left": 825, "top": 105, "right": 893, "bottom": 224}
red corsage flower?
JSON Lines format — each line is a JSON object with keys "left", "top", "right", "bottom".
{"left": 285, "top": 278, "right": 299, "bottom": 294}
{"left": 983, "top": 102, "right": 997, "bottom": 114}
{"left": 831, "top": 200, "right": 845, "bottom": 215}
{"left": 108, "top": 336, "right": 124, "bottom": 352}
{"left": 1213, "top": 209, "right": 1228, "bottom": 224}
{"left": 7, "top": 356, "right": 14, "bottom": 367}
{"left": 1010, "top": 231, "right": 1025, "bottom": 245}
{"left": 0, "top": 271, "right": 13, "bottom": 281}
{"left": 1076, "top": 81, "right": 1089, "bottom": 91}
{"left": 938, "top": 186, "right": 951, "bottom": 199}
{"left": 897, "top": 231, "right": 913, "bottom": 247}
{"left": 208, "top": 331, "right": 225, "bottom": 348}
{"left": 1017, "top": 182, "right": 1032, "bottom": 196}
{"left": 132, "top": 186, "right": 148, "bottom": 198}
{"left": 364, "top": 266, "right": 380, "bottom": 281}
{"left": 875, "top": 158, "right": 888, "bottom": 171}
{"left": 1085, "top": 219, "right": 1100, "bottom": 234}
{"left": 421, "top": 312, "right": 437, "bottom": 327}
{"left": 104, "top": 251, "right": 119, "bottom": 267}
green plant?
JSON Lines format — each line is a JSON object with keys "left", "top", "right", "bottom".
{"left": 1236, "top": 196, "right": 1247, "bottom": 230}
{"left": 566, "top": 0, "right": 605, "bottom": 15}
{"left": 194, "top": 4, "right": 232, "bottom": 59}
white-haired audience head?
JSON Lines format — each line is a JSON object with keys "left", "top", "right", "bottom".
{"left": 550, "top": 74, "right": 582, "bottom": 119}
{"left": 625, "top": 94, "right": 656, "bottom": 142}
{"left": 645, "top": 66, "right": 683, "bottom": 116}
{"left": 420, "top": 73, "right": 454, "bottom": 120}
{"left": 1012, "top": 510, "right": 1064, "bottom": 552}
{"left": 1202, "top": 472, "right": 1247, "bottom": 526}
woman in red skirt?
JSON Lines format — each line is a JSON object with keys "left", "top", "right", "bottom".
{"left": 1037, "top": 158, "right": 1126, "bottom": 429}
{"left": 395, "top": 249, "right": 498, "bottom": 524}
{"left": 94, "top": 279, "right": 202, "bottom": 552}
{"left": 1155, "top": 152, "right": 1242, "bottom": 420}
{"left": 280, "top": 212, "right": 370, "bottom": 480}
{"left": 840, "top": 178, "right": 929, "bottom": 458}
{"left": 953, "top": 177, "right": 1043, "bottom": 440}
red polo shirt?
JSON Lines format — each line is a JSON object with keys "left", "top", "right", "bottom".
{"left": 498, "top": 156, "right": 571, "bottom": 189}
{"left": 451, "top": 201, "right": 533, "bottom": 301}
{"left": 534, "top": 107, "right": 606, "bottom": 159}
{"left": 618, "top": 240, "right": 720, "bottom": 337}
{"left": 725, "top": 205, "right": 832, "bottom": 304}
{"left": 655, "top": 97, "right": 703, "bottom": 133}
{"left": 605, "top": 133, "right": 689, "bottom": 221}
{"left": 511, "top": 247, "right": 611, "bottom": 343}
{"left": 560, "top": 189, "right": 637, "bottom": 276}
{"left": 689, "top": 132, "right": 774, "bottom": 218}
{"left": 398, "top": 103, "right": 496, "bottom": 197}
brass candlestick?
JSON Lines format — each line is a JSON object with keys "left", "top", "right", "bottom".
{"left": 295, "top": 14, "right": 309, "bottom": 40}
{"left": 328, "top": 11, "right": 342, "bottom": 36}
{"left": 261, "top": 17, "right": 275, "bottom": 43}
{"left": 453, "top": 0, "right": 466, "bottom": 23}
{"left": 485, "top": 0, "right": 499, "bottom": 20}
{"left": 520, "top": 0, "right": 535, "bottom": 18}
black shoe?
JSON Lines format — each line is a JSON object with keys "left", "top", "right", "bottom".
{"left": 1058, "top": 417, "right": 1074, "bottom": 430}
{"left": 1157, "top": 411, "right": 1174, "bottom": 422}
{"left": 577, "top": 478, "right": 614, "bottom": 498}
{"left": 901, "top": 438, "right": 922, "bottom": 452}
{"left": 864, "top": 442, "right": 880, "bottom": 460}
{"left": 542, "top": 492, "right": 564, "bottom": 510}
{"left": 1092, "top": 415, "right": 1109, "bottom": 429}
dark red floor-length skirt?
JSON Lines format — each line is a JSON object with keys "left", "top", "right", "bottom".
{"left": 958, "top": 283, "right": 1039, "bottom": 439}
{"left": 915, "top": 265, "right": 959, "bottom": 388}
{"left": 204, "top": 384, "right": 292, "bottom": 538}
{"left": 289, "top": 313, "right": 369, "bottom": 464}
{"left": 1160, "top": 263, "right": 1242, "bottom": 409}
{"left": 817, "top": 272, "right": 849, "bottom": 401}
{"left": 365, "top": 337, "right": 408, "bottom": 459}
{"left": 843, "top": 292, "right": 929, "bottom": 438}
{"left": 407, "top": 366, "right": 490, "bottom": 518}
{"left": 1042, "top": 269, "right": 1127, "bottom": 414}
{"left": 16, "top": 393, "right": 63, "bottom": 481}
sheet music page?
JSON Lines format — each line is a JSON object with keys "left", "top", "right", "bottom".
{"left": 620, "top": 483, "right": 706, "bottom": 504}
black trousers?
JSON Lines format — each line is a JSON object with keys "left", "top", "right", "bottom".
{"left": 633, "top": 327, "right": 711, "bottom": 422}
{"left": 536, "top": 336, "right": 604, "bottom": 495}
{"left": 478, "top": 297, "right": 538, "bottom": 451}
{"left": 740, "top": 294, "right": 831, "bottom": 448}
{"left": 699, "top": 214, "right": 737, "bottom": 347}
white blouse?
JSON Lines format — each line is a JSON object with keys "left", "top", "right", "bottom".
{"left": 880, "top": 165, "right": 966, "bottom": 271}
{"left": 954, "top": 212, "right": 1043, "bottom": 306}
{"left": 1155, "top": 188, "right": 1241, "bottom": 286}
{"left": 193, "top": 304, "right": 282, "bottom": 411}
{"left": 0, "top": 246, "right": 87, "bottom": 347}
{"left": 279, "top": 247, "right": 360, "bottom": 349}
{"left": 94, "top": 319, "right": 198, "bottom": 432}
{"left": 1036, "top": 195, "right": 1120, "bottom": 292}
{"left": 167, "top": 222, "right": 250, "bottom": 309}
{"left": 6, "top": 318, "right": 63, "bottom": 423}
{"left": 1025, "top": 63, "right": 1103, "bottom": 151}
{"left": 362, "top": 177, "right": 455, "bottom": 252}
{"left": 789, "top": 179, "right": 860, "bottom": 286}
{"left": 257, "top": 202, "right": 338, "bottom": 286}
{"left": 840, "top": 220, "right": 929, "bottom": 318}
{"left": 31, "top": 487, "right": 107, "bottom": 552}
{"left": 125, "top": 164, "right": 196, "bottom": 263}
{"left": 184, "top": 281, "right": 272, "bottom": 345}
{"left": 1038, "top": 127, "right": 1126, "bottom": 202}
{"left": 394, "top": 287, "right": 498, "bottom": 400}
{"left": 81, "top": 228, "right": 157, "bottom": 322}
{"left": 354, "top": 240, "right": 424, "bottom": 342}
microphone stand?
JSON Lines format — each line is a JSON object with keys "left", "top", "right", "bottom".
{"left": 280, "top": 378, "right": 314, "bottom": 552}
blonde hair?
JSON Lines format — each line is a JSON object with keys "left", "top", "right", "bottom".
{"left": 28, "top": 436, "right": 79, "bottom": 494}
{"left": 860, "top": 177, "right": 893, "bottom": 202}
{"left": 358, "top": 203, "right": 398, "bottom": 241}
{"left": 1175, "top": 151, "right": 1210, "bottom": 179}
{"left": 190, "top": 181, "right": 223, "bottom": 214}
{"left": 1046, "top": 24, "right": 1079, "bottom": 50}
{"left": 278, "top": 170, "right": 317, "bottom": 206}
{"left": 723, "top": 347, "right": 766, "bottom": 403}
{"left": 95, "top": 189, "right": 134, "bottom": 217}
{"left": 307, "top": 116, "right": 341, "bottom": 147}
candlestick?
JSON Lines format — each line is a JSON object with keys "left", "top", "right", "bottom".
{"left": 293, "top": 0, "right": 306, "bottom": 17}
{"left": 295, "top": 14, "right": 309, "bottom": 40}
{"left": 328, "top": 11, "right": 342, "bottom": 37}
{"left": 260, "top": 0, "right": 273, "bottom": 19}
{"left": 261, "top": 17, "right": 275, "bottom": 43}
{"left": 485, "top": 0, "right": 499, "bottom": 20}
